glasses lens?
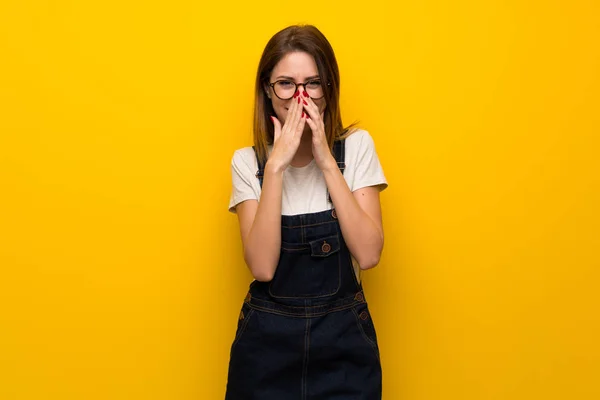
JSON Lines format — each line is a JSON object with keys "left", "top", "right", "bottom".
{"left": 274, "top": 81, "right": 296, "bottom": 99}
{"left": 305, "top": 80, "right": 324, "bottom": 99}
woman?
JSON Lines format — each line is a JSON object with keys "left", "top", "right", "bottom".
{"left": 226, "top": 24, "right": 387, "bottom": 399}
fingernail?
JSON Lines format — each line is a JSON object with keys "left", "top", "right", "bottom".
{"left": 270, "top": 116, "right": 275, "bottom": 123}
{"left": 303, "top": 100, "right": 308, "bottom": 105}
{"left": 293, "top": 91, "right": 299, "bottom": 98}
{"left": 303, "top": 91, "right": 309, "bottom": 97}
{"left": 301, "top": 111, "right": 305, "bottom": 118}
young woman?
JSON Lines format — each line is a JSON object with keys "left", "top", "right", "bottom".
{"left": 226, "top": 24, "right": 388, "bottom": 399}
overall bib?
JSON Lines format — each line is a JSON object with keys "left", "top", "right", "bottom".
{"left": 226, "top": 140, "right": 382, "bottom": 399}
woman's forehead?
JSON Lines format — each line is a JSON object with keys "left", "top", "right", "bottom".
{"left": 271, "top": 52, "right": 318, "bottom": 79}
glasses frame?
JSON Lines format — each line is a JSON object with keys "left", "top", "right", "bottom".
{"left": 268, "top": 79, "right": 330, "bottom": 100}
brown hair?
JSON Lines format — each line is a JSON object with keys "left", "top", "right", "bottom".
{"left": 253, "top": 24, "right": 358, "bottom": 164}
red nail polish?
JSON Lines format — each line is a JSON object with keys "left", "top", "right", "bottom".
{"left": 293, "top": 91, "right": 299, "bottom": 98}
{"left": 301, "top": 111, "right": 305, "bottom": 118}
{"left": 303, "top": 91, "right": 309, "bottom": 97}
{"left": 303, "top": 100, "right": 308, "bottom": 105}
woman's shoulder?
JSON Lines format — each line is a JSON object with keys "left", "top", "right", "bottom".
{"left": 231, "top": 146, "right": 257, "bottom": 166}
{"left": 342, "top": 128, "right": 376, "bottom": 149}
{"left": 232, "top": 144, "right": 274, "bottom": 168}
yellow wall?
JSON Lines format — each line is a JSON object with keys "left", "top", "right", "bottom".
{"left": 1, "top": 1, "right": 598, "bottom": 398}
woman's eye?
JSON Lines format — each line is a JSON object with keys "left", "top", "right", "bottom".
{"left": 306, "top": 81, "right": 321, "bottom": 88}
{"left": 278, "top": 81, "right": 294, "bottom": 87}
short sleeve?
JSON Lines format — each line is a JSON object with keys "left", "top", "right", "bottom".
{"left": 228, "top": 148, "right": 259, "bottom": 213}
{"left": 350, "top": 131, "right": 388, "bottom": 192}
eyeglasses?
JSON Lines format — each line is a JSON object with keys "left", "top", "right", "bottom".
{"left": 268, "top": 79, "right": 329, "bottom": 100}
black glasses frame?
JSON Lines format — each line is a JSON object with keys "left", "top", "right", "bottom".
{"left": 268, "top": 79, "right": 331, "bottom": 100}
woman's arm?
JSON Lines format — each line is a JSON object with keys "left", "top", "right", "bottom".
{"left": 301, "top": 95, "right": 384, "bottom": 270}
{"left": 235, "top": 165, "right": 284, "bottom": 282}
{"left": 235, "top": 95, "right": 307, "bottom": 281}
{"left": 323, "top": 166, "right": 384, "bottom": 270}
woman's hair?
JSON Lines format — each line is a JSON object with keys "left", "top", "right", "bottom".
{"left": 253, "top": 24, "right": 358, "bottom": 164}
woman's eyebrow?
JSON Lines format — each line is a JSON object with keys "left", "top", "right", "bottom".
{"left": 275, "top": 75, "right": 320, "bottom": 81}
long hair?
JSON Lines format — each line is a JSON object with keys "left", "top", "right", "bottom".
{"left": 253, "top": 25, "right": 358, "bottom": 165}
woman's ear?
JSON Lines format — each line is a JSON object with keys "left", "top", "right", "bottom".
{"left": 264, "top": 84, "right": 271, "bottom": 99}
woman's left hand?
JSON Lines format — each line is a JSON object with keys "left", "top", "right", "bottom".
{"left": 301, "top": 92, "right": 337, "bottom": 171}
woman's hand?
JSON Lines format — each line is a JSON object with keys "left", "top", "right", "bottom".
{"left": 301, "top": 91, "right": 337, "bottom": 171}
{"left": 267, "top": 91, "right": 306, "bottom": 173}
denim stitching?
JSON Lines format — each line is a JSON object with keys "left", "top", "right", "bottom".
{"left": 246, "top": 302, "right": 358, "bottom": 318}
{"left": 281, "top": 220, "right": 337, "bottom": 229}
{"left": 231, "top": 308, "right": 255, "bottom": 351}
{"left": 280, "top": 247, "right": 310, "bottom": 252}
{"left": 351, "top": 307, "right": 380, "bottom": 361}
{"left": 280, "top": 240, "right": 311, "bottom": 252}
{"left": 269, "top": 232, "right": 342, "bottom": 299}
{"left": 248, "top": 293, "right": 362, "bottom": 309}
{"left": 302, "top": 315, "right": 311, "bottom": 400}
{"left": 267, "top": 248, "right": 342, "bottom": 299}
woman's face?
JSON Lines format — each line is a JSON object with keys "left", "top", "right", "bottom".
{"left": 266, "top": 51, "right": 326, "bottom": 124}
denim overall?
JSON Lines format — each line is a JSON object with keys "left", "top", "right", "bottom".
{"left": 226, "top": 140, "right": 382, "bottom": 399}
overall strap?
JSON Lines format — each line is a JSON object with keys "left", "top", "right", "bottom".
{"left": 328, "top": 139, "right": 346, "bottom": 204}
{"left": 253, "top": 139, "right": 346, "bottom": 204}
{"left": 252, "top": 146, "right": 266, "bottom": 188}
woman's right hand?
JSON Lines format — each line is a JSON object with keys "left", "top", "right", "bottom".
{"left": 266, "top": 91, "right": 307, "bottom": 173}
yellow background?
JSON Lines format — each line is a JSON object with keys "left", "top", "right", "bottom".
{"left": 1, "top": 1, "right": 599, "bottom": 399}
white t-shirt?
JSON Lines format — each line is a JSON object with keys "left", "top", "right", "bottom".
{"left": 228, "top": 129, "right": 388, "bottom": 280}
